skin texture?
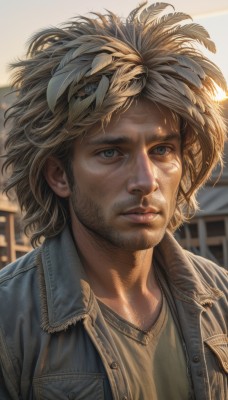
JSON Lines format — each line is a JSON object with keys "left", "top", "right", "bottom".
{"left": 45, "top": 99, "right": 182, "bottom": 329}
{"left": 70, "top": 100, "right": 182, "bottom": 250}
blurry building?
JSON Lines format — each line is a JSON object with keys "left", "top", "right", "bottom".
{"left": 176, "top": 99, "right": 228, "bottom": 268}
{"left": 0, "top": 87, "right": 31, "bottom": 268}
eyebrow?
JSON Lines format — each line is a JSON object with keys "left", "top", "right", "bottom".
{"left": 88, "top": 132, "right": 181, "bottom": 146}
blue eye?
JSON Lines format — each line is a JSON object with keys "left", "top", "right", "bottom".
{"left": 102, "top": 149, "right": 118, "bottom": 158}
{"left": 153, "top": 146, "right": 170, "bottom": 155}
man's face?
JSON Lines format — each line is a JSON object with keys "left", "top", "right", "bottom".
{"left": 69, "top": 99, "right": 182, "bottom": 251}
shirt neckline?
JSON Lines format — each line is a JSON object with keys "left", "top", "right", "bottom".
{"left": 97, "top": 293, "right": 168, "bottom": 345}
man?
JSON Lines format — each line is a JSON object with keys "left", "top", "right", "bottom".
{"left": 0, "top": 2, "right": 227, "bottom": 399}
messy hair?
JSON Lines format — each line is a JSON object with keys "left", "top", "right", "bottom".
{"left": 3, "top": 2, "right": 227, "bottom": 246}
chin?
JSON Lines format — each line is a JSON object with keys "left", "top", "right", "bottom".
{"left": 112, "top": 231, "right": 165, "bottom": 251}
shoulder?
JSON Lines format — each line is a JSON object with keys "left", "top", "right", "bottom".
{"left": 0, "top": 248, "right": 44, "bottom": 394}
{"left": 0, "top": 248, "right": 41, "bottom": 316}
{"left": 0, "top": 248, "right": 43, "bottom": 350}
{"left": 184, "top": 250, "right": 228, "bottom": 294}
{"left": 0, "top": 247, "right": 40, "bottom": 284}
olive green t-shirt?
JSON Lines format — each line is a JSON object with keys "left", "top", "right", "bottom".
{"left": 99, "top": 294, "right": 193, "bottom": 400}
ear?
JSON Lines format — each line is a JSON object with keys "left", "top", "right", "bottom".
{"left": 44, "top": 157, "right": 71, "bottom": 198}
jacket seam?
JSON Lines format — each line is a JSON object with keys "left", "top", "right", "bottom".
{"left": 37, "top": 248, "right": 94, "bottom": 333}
{"left": 37, "top": 248, "right": 50, "bottom": 332}
{"left": 0, "top": 263, "right": 37, "bottom": 284}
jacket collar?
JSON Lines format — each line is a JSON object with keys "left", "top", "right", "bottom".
{"left": 38, "top": 227, "right": 95, "bottom": 333}
{"left": 38, "top": 226, "right": 223, "bottom": 333}
{"left": 154, "top": 230, "right": 223, "bottom": 306}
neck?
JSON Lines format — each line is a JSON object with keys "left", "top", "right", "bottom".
{"left": 71, "top": 220, "right": 163, "bottom": 331}
{"left": 71, "top": 220, "right": 155, "bottom": 298}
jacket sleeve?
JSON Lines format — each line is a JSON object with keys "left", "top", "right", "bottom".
{"left": 0, "top": 328, "right": 20, "bottom": 400}
{"left": 0, "top": 368, "right": 18, "bottom": 399}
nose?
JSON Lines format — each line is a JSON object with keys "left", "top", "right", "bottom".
{"left": 127, "top": 151, "right": 158, "bottom": 195}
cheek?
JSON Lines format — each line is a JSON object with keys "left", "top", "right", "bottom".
{"left": 159, "top": 161, "right": 182, "bottom": 187}
{"left": 158, "top": 165, "right": 182, "bottom": 209}
{"left": 82, "top": 164, "right": 124, "bottom": 196}
{"left": 75, "top": 170, "right": 112, "bottom": 203}
{"left": 172, "top": 169, "right": 182, "bottom": 192}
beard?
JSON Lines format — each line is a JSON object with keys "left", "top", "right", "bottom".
{"left": 69, "top": 183, "right": 168, "bottom": 251}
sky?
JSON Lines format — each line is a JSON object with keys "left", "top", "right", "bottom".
{"left": 1, "top": 0, "right": 228, "bottom": 91}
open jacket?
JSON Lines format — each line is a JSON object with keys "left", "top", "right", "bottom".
{"left": 0, "top": 227, "right": 227, "bottom": 400}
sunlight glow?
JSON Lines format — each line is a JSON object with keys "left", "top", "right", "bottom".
{"left": 213, "top": 85, "right": 227, "bottom": 102}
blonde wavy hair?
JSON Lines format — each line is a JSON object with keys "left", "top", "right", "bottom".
{"left": 3, "top": 2, "right": 227, "bottom": 246}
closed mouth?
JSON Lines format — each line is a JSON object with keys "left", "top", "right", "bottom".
{"left": 123, "top": 208, "right": 159, "bottom": 215}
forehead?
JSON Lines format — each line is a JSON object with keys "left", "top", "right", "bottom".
{"left": 124, "top": 100, "right": 177, "bottom": 126}
{"left": 88, "top": 99, "right": 180, "bottom": 139}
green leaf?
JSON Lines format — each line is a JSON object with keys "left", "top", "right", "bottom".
{"left": 95, "top": 76, "right": 110, "bottom": 107}
{"left": 47, "top": 64, "right": 90, "bottom": 112}
{"left": 176, "top": 55, "right": 206, "bottom": 80}
{"left": 88, "top": 53, "right": 113, "bottom": 76}
{"left": 69, "top": 93, "right": 96, "bottom": 121}
{"left": 172, "top": 64, "right": 202, "bottom": 88}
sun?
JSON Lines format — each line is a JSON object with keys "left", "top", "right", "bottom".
{"left": 213, "top": 86, "right": 227, "bottom": 102}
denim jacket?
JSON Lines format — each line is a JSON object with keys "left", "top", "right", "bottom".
{"left": 0, "top": 227, "right": 227, "bottom": 399}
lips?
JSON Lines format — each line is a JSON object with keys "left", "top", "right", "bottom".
{"left": 122, "top": 207, "right": 160, "bottom": 224}
{"left": 124, "top": 207, "right": 159, "bottom": 215}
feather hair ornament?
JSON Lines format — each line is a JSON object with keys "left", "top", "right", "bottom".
{"left": 44, "top": 2, "right": 227, "bottom": 125}
{"left": 4, "top": 1, "right": 227, "bottom": 244}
